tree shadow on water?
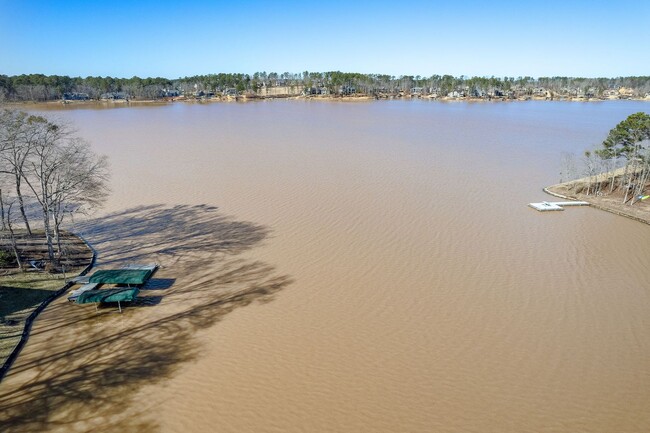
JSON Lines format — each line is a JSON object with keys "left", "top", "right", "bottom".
{"left": 140, "top": 278, "right": 175, "bottom": 290}
{"left": 0, "top": 204, "right": 293, "bottom": 433}
{"left": 76, "top": 204, "right": 268, "bottom": 267}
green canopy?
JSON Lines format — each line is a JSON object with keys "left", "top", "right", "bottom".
{"left": 89, "top": 269, "right": 154, "bottom": 285}
{"left": 76, "top": 287, "right": 140, "bottom": 304}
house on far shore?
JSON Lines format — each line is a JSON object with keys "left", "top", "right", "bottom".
{"left": 469, "top": 88, "right": 484, "bottom": 98}
{"left": 487, "top": 88, "right": 504, "bottom": 98}
{"left": 426, "top": 87, "right": 439, "bottom": 98}
{"left": 339, "top": 85, "right": 356, "bottom": 95}
{"left": 162, "top": 89, "right": 180, "bottom": 97}
{"left": 410, "top": 87, "right": 424, "bottom": 97}
{"left": 303, "top": 87, "right": 329, "bottom": 96}
{"left": 447, "top": 90, "right": 465, "bottom": 98}
{"left": 100, "top": 92, "right": 130, "bottom": 100}
{"left": 194, "top": 90, "right": 215, "bottom": 98}
{"left": 223, "top": 88, "right": 238, "bottom": 97}
{"left": 618, "top": 87, "right": 635, "bottom": 99}
{"left": 62, "top": 92, "right": 89, "bottom": 101}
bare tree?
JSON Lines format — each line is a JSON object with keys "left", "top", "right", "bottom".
{"left": 0, "top": 109, "right": 39, "bottom": 234}
{"left": 49, "top": 137, "right": 109, "bottom": 256}
{"left": 559, "top": 152, "right": 577, "bottom": 184}
{"left": 582, "top": 151, "right": 599, "bottom": 195}
{"left": 20, "top": 116, "right": 109, "bottom": 264}
{"left": 22, "top": 116, "right": 64, "bottom": 261}
{"left": 1, "top": 111, "right": 110, "bottom": 266}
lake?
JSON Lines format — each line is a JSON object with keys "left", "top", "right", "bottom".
{"left": 4, "top": 100, "right": 650, "bottom": 433}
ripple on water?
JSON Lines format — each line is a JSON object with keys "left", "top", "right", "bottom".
{"left": 14, "top": 100, "right": 650, "bottom": 433}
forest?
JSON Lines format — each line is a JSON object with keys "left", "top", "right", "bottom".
{"left": 1, "top": 72, "right": 650, "bottom": 101}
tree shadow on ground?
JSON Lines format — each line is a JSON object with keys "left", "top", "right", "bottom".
{"left": 0, "top": 204, "right": 293, "bottom": 433}
{"left": 0, "top": 287, "right": 54, "bottom": 320}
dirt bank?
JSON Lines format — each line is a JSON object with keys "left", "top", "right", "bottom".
{"left": 545, "top": 182, "right": 650, "bottom": 225}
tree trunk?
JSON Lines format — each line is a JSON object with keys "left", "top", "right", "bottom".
{"left": 0, "top": 188, "right": 5, "bottom": 231}
{"left": 6, "top": 204, "right": 24, "bottom": 272}
{"left": 622, "top": 162, "right": 631, "bottom": 204}
{"left": 632, "top": 159, "right": 650, "bottom": 204}
{"left": 42, "top": 207, "right": 55, "bottom": 264}
{"left": 15, "top": 174, "right": 31, "bottom": 235}
{"left": 40, "top": 179, "right": 55, "bottom": 263}
{"left": 609, "top": 151, "right": 617, "bottom": 194}
{"left": 53, "top": 214, "right": 63, "bottom": 258}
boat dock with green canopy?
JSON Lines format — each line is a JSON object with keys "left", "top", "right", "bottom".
{"left": 89, "top": 268, "right": 155, "bottom": 286}
{"left": 76, "top": 287, "right": 140, "bottom": 313}
{"left": 70, "top": 264, "right": 158, "bottom": 312}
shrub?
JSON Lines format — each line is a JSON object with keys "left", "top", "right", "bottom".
{"left": 0, "top": 249, "right": 16, "bottom": 267}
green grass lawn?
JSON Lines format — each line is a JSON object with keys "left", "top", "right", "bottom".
{"left": 0, "top": 285, "right": 61, "bottom": 362}
{"left": 0, "top": 230, "right": 93, "bottom": 371}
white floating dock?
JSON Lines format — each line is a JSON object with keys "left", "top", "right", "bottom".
{"left": 529, "top": 201, "right": 590, "bottom": 212}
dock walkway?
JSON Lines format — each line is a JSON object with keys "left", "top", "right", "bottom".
{"left": 68, "top": 282, "right": 99, "bottom": 302}
{"left": 529, "top": 201, "right": 590, "bottom": 212}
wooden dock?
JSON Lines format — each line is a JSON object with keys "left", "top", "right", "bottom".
{"left": 68, "top": 282, "right": 99, "bottom": 302}
{"left": 529, "top": 201, "right": 590, "bottom": 212}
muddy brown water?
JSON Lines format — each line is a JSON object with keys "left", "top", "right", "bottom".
{"left": 1, "top": 100, "right": 650, "bottom": 432}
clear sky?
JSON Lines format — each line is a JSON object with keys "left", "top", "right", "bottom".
{"left": 1, "top": 0, "right": 648, "bottom": 79}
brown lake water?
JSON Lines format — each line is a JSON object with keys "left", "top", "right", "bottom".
{"left": 2, "top": 100, "right": 650, "bottom": 432}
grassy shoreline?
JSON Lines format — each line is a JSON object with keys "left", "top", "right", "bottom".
{"left": 0, "top": 231, "right": 94, "bottom": 374}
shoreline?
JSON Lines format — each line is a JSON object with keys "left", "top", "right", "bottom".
{"left": 544, "top": 183, "right": 650, "bottom": 226}
{"left": 0, "top": 231, "right": 96, "bottom": 382}
{"left": 4, "top": 94, "right": 650, "bottom": 108}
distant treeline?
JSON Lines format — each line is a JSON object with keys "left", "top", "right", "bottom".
{"left": 1, "top": 72, "right": 650, "bottom": 101}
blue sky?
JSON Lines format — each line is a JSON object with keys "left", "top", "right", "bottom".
{"left": 1, "top": 0, "right": 648, "bottom": 78}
